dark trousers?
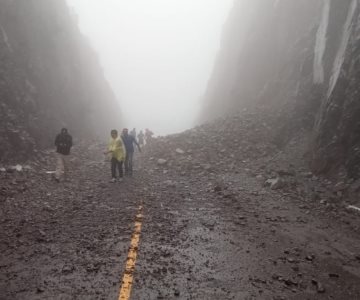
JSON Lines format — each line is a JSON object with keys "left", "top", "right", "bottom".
{"left": 124, "top": 151, "right": 134, "bottom": 175}
{"left": 111, "top": 157, "right": 123, "bottom": 178}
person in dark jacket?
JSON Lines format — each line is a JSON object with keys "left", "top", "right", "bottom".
{"left": 54, "top": 128, "right": 73, "bottom": 182}
{"left": 121, "top": 128, "right": 141, "bottom": 176}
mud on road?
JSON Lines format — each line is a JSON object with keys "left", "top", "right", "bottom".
{"left": 1, "top": 142, "right": 360, "bottom": 300}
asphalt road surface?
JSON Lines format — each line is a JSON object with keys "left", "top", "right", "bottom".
{"left": 1, "top": 144, "right": 360, "bottom": 300}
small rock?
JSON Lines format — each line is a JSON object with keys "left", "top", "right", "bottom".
{"left": 164, "top": 180, "right": 176, "bottom": 187}
{"left": 317, "top": 282, "right": 325, "bottom": 293}
{"left": 13, "top": 164, "right": 23, "bottom": 172}
{"left": 256, "top": 175, "right": 264, "bottom": 180}
{"left": 175, "top": 148, "right": 185, "bottom": 154}
{"left": 203, "top": 164, "right": 212, "bottom": 171}
{"left": 305, "top": 254, "right": 315, "bottom": 261}
{"left": 62, "top": 264, "right": 75, "bottom": 274}
{"left": 311, "top": 279, "right": 325, "bottom": 293}
{"left": 265, "top": 177, "right": 285, "bottom": 190}
{"left": 157, "top": 159, "right": 167, "bottom": 166}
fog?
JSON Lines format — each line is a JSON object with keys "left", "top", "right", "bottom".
{"left": 66, "top": 0, "right": 234, "bottom": 135}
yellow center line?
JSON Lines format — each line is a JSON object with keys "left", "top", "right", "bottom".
{"left": 118, "top": 206, "right": 143, "bottom": 300}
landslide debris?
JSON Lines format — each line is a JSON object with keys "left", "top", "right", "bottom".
{"left": 142, "top": 107, "right": 360, "bottom": 217}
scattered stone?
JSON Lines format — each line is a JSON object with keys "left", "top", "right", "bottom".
{"left": 164, "top": 180, "right": 176, "bottom": 188}
{"left": 62, "top": 264, "right": 75, "bottom": 274}
{"left": 265, "top": 177, "right": 285, "bottom": 190}
{"left": 305, "top": 254, "right": 315, "bottom": 261}
{"left": 12, "top": 164, "right": 23, "bottom": 172}
{"left": 347, "top": 205, "right": 360, "bottom": 213}
{"left": 175, "top": 148, "right": 185, "bottom": 154}
{"left": 317, "top": 282, "right": 325, "bottom": 293}
{"left": 256, "top": 174, "right": 264, "bottom": 181}
{"left": 311, "top": 279, "right": 325, "bottom": 293}
{"left": 202, "top": 164, "right": 212, "bottom": 171}
{"left": 157, "top": 159, "right": 168, "bottom": 166}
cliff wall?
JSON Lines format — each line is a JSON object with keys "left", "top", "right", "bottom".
{"left": 0, "top": 0, "right": 121, "bottom": 161}
{"left": 201, "top": 0, "right": 360, "bottom": 178}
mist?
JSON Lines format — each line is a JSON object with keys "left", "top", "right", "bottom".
{"left": 66, "top": 0, "right": 234, "bottom": 135}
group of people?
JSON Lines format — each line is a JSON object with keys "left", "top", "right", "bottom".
{"left": 53, "top": 127, "right": 154, "bottom": 183}
{"left": 105, "top": 128, "right": 141, "bottom": 182}
{"left": 130, "top": 128, "right": 154, "bottom": 147}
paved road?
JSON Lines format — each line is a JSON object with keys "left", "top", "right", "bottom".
{"left": 1, "top": 145, "right": 360, "bottom": 299}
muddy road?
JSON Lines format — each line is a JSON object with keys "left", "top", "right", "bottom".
{"left": 1, "top": 143, "right": 360, "bottom": 300}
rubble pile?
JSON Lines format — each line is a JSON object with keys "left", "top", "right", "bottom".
{"left": 144, "top": 108, "right": 280, "bottom": 176}
{"left": 141, "top": 107, "right": 360, "bottom": 215}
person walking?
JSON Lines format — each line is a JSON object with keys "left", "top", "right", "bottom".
{"left": 137, "top": 130, "right": 145, "bottom": 147}
{"left": 130, "top": 128, "right": 137, "bottom": 138}
{"left": 104, "top": 129, "right": 126, "bottom": 183}
{"left": 121, "top": 128, "right": 141, "bottom": 176}
{"left": 145, "top": 128, "right": 154, "bottom": 145}
{"left": 54, "top": 128, "right": 73, "bottom": 182}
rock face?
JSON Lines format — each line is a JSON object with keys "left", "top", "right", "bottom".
{"left": 200, "top": 0, "right": 360, "bottom": 179}
{"left": 0, "top": 0, "right": 122, "bottom": 162}
{"left": 312, "top": 0, "right": 360, "bottom": 178}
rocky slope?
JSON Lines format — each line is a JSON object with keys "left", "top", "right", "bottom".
{"left": 0, "top": 0, "right": 121, "bottom": 163}
{"left": 201, "top": 0, "right": 360, "bottom": 179}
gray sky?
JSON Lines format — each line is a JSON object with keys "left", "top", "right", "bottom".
{"left": 66, "top": 0, "right": 234, "bottom": 135}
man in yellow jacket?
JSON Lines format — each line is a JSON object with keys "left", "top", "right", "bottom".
{"left": 104, "top": 129, "right": 126, "bottom": 182}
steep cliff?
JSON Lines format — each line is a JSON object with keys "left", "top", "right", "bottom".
{"left": 0, "top": 0, "right": 121, "bottom": 162}
{"left": 201, "top": 0, "right": 360, "bottom": 179}
{"left": 311, "top": 0, "right": 360, "bottom": 178}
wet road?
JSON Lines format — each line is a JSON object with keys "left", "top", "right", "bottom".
{"left": 1, "top": 145, "right": 360, "bottom": 299}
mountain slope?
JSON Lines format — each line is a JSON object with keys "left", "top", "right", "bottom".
{"left": 201, "top": 0, "right": 360, "bottom": 179}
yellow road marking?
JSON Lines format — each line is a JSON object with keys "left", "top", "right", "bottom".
{"left": 118, "top": 206, "right": 143, "bottom": 300}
